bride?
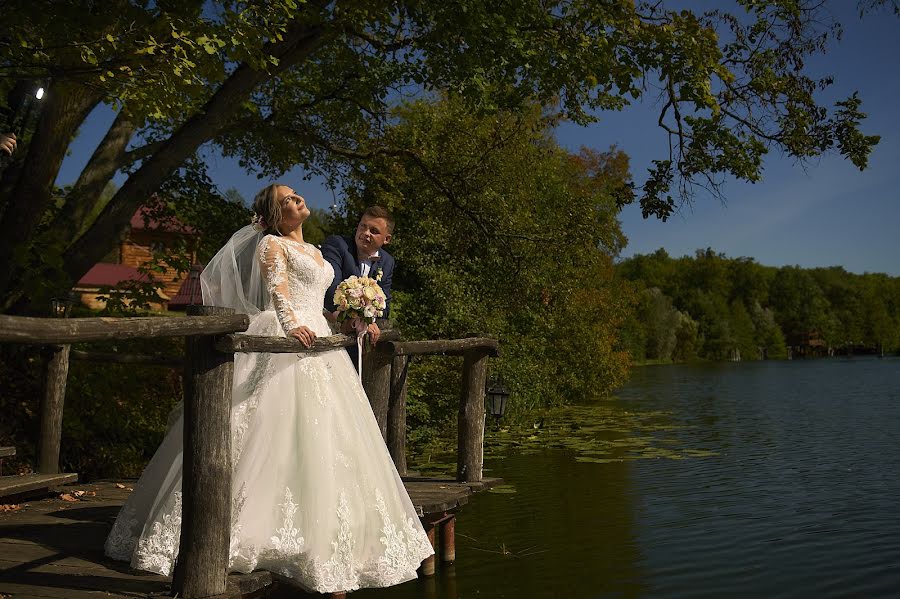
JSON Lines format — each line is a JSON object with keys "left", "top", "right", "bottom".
{"left": 105, "top": 183, "right": 434, "bottom": 593}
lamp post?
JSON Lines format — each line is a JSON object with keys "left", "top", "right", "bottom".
{"left": 485, "top": 378, "right": 510, "bottom": 428}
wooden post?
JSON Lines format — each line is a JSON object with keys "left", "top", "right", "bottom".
{"left": 172, "top": 306, "right": 234, "bottom": 598}
{"left": 37, "top": 344, "right": 71, "bottom": 474}
{"left": 387, "top": 355, "right": 410, "bottom": 475}
{"left": 418, "top": 523, "right": 437, "bottom": 577}
{"left": 362, "top": 342, "right": 393, "bottom": 440}
{"left": 457, "top": 349, "right": 488, "bottom": 483}
{"left": 441, "top": 516, "right": 456, "bottom": 563}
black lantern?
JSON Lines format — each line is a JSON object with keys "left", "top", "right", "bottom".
{"left": 50, "top": 294, "right": 76, "bottom": 318}
{"left": 188, "top": 265, "right": 202, "bottom": 306}
{"left": 485, "top": 378, "right": 510, "bottom": 428}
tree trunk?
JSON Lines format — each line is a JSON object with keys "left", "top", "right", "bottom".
{"left": 62, "top": 24, "right": 326, "bottom": 287}
{"left": 0, "top": 80, "right": 103, "bottom": 306}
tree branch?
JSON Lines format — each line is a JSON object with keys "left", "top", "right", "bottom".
{"left": 63, "top": 22, "right": 329, "bottom": 285}
{"left": 52, "top": 109, "right": 138, "bottom": 244}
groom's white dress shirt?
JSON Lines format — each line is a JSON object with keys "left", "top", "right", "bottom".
{"left": 359, "top": 251, "right": 380, "bottom": 278}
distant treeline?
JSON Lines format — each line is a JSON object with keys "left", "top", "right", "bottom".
{"left": 618, "top": 248, "right": 900, "bottom": 362}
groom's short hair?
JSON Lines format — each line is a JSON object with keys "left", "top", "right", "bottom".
{"left": 361, "top": 206, "right": 395, "bottom": 234}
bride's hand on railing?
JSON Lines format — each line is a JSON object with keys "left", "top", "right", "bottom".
{"left": 366, "top": 322, "right": 381, "bottom": 345}
{"left": 288, "top": 325, "right": 317, "bottom": 348}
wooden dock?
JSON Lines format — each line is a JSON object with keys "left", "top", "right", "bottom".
{"left": 0, "top": 311, "right": 502, "bottom": 598}
{"left": 0, "top": 477, "right": 501, "bottom": 598}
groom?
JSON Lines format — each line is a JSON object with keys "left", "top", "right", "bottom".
{"left": 322, "top": 206, "right": 395, "bottom": 362}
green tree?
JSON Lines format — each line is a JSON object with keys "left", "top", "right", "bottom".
{"left": 810, "top": 267, "right": 865, "bottom": 347}
{"left": 639, "top": 287, "right": 680, "bottom": 361}
{"left": 338, "top": 98, "right": 633, "bottom": 426}
{"left": 729, "top": 299, "right": 757, "bottom": 361}
{"left": 620, "top": 250, "right": 899, "bottom": 361}
{"left": 0, "top": 0, "right": 882, "bottom": 313}
{"left": 859, "top": 274, "right": 900, "bottom": 353}
{"left": 672, "top": 311, "right": 700, "bottom": 362}
{"left": 769, "top": 266, "right": 832, "bottom": 344}
{"left": 751, "top": 301, "right": 787, "bottom": 359}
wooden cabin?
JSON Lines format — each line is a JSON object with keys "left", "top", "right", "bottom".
{"left": 73, "top": 200, "right": 199, "bottom": 311}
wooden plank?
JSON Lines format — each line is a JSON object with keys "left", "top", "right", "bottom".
{"left": 0, "top": 473, "right": 78, "bottom": 497}
{"left": 0, "top": 447, "right": 14, "bottom": 457}
{"left": 0, "top": 582, "right": 165, "bottom": 599}
{"left": 0, "top": 477, "right": 497, "bottom": 597}
{"left": 388, "top": 337, "right": 499, "bottom": 357}
{"left": 216, "top": 328, "right": 400, "bottom": 354}
{"left": 0, "top": 313, "right": 249, "bottom": 344}
{"left": 70, "top": 349, "right": 182, "bottom": 367}
{"left": 404, "top": 481, "right": 473, "bottom": 516}
{"left": 402, "top": 476, "right": 504, "bottom": 493}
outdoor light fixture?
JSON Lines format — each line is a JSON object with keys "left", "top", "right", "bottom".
{"left": 188, "top": 265, "right": 201, "bottom": 306}
{"left": 50, "top": 294, "right": 75, "bottom": 318}
{"left": 485, "top": 377, "right": 510, "bottom": 428}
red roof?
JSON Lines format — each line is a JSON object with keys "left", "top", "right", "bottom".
{"left": 168, "top": 264, "right": 205, "bottom": 309}
{"left": 129, "top": 199, "right": 196, "bottom": 234}
{"left": 77, "top": 263, "right": 148, "bottom": 287}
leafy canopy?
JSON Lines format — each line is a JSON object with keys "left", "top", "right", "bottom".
{"left": 0, "top": 0, "right": 883, "bottom": 313}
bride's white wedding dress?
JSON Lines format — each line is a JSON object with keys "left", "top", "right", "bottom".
{"left": 105, "top": 234, "right": 433, "bottom": 593}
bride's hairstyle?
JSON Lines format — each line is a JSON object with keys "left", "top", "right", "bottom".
{"left": 252, "top": 183, "right": 287, "bottom": 235}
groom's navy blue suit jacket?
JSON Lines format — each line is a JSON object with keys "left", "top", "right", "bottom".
{"left": 321, "top": 235, "right": 394, "bottom": 318}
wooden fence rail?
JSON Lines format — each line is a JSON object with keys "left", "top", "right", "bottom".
{"left": 0, "top": 313, "right": 249, "bottom": 344}
{"left": 0, "top": 309, "right": 499, "bottom": 598}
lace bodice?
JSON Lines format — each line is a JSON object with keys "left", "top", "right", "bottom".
{"left": 258, "top": 235, "right": 334, "bottom": 335}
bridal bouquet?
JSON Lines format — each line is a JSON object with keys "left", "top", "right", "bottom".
{"left": 333, "top": 275, "right": 387, "bottom": 335}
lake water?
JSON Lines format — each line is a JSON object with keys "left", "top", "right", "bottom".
{"left": 355, "top": 356, "right": 900, "bottom": 598}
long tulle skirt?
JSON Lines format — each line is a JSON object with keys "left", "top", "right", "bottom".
{"left": 104, "top": 311, "right": 433, "bottom": 593}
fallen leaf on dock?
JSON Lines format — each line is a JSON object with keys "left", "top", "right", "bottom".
{"left": 59, "top": 493, "right": 79, "bottom": 502}
{"left": 0, "top": 504, "right": 22, "bottom": 512}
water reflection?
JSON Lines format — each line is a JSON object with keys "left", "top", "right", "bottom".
{"left": 354, "top": 448, "right": 646, "bottom": 598}
{"left": 355, "top": 357, "right": 900, "bottom": 598}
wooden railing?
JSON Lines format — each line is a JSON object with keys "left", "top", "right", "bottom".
{"left": 0, "top": 308, "right": 499, "bottom": 598}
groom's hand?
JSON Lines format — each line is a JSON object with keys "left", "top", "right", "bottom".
{"left": 288, "top": 325, "right": 316, "bottom": 349}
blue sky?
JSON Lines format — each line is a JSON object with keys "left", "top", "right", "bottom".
{"left": 57, "top": 4, "right": 900, "bottom": 275}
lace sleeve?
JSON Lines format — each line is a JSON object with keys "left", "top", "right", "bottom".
{"left": 259, "top": 236, "right": 301, "bottom": 335}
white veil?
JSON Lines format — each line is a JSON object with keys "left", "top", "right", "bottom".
{"left": 200, "top": 225, "right": 269, "bottom": 315}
